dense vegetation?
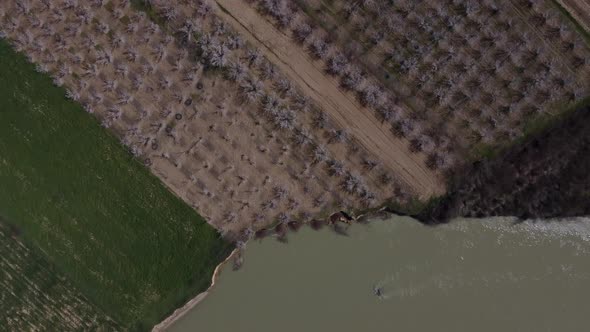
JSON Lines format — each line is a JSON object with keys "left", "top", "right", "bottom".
{"left": 418, "top": 104, "right": 590, "bottom": 223}
{"left": 0, "top": 39, "right": 233, "bottom": 330}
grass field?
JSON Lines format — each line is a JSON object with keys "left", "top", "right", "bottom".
{"left": 0, "top": 221, "right": 121, "bottom": 331}
{"left": 0, "top": 39, "right": 233, "bottom": 330}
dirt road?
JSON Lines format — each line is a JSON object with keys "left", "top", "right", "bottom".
{"left": 213, "top": 0, "right": 445, "bottom": 199}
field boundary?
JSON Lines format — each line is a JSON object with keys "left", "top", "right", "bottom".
{"left": 152, "top": 249, "right": 238, "bottom": 331}
{"left": 0, "top": 37, "right": 233, "bottom": 330}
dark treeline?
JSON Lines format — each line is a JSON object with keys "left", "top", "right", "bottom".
{"left": 418, "top": 105, "right": 590, "bottom": 224}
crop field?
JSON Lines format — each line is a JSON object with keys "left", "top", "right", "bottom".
{"left": 0, "top": 39, "right": 233, "bottom": 330}
{"left": 0, "top": 221, "right": 120, "bottom": 331}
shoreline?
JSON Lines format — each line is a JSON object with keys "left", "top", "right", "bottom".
{"left": 151, "top": 207, "right": 400, "bottom": 331}
{"left": 152, "top": 248, "right": 239, "bottom": 332}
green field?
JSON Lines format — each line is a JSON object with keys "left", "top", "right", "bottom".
{"left": 0, "top": 221, "right": 121, "bottom": 331}
{"left": 0, "top": 39, "right": 233, "bottom": 330}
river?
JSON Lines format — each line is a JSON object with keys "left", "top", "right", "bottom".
{"left": 168, "top": 216, "right": 590, "bottom": 331}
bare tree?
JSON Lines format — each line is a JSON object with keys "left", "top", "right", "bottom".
{"left": 245, "top": 48, "right": 262, "bottom": 67}
{"left": 342, "top": 172, "right": 362, "bottom": 195}
{"left": 377, "top": 105, "right": 398, "bottom": 123}
{"left": 362, "top": 158, "right": 379, "bottom": 170}
{"left": 359, "top": 83, "right": 385, "bottom": 108}
{"left": 276, "top": 9, "right": 294, "bottom": 29}
{"left": 274, "top": 77, "right": 292, "bottom": 95}
{"left": 159, "top": 5, "right": 178, "bottom": 23}
{"left": 192, "top": 0, "right": 210, "bottom": 16}
{"left": 261, "top": 199, "right": 278, "bottom": 211}
{"left": 225, "top": 61, "right": 247, "bottom": 82}
{"left": 240, "top": 76, "right": 264, "bottom": 102}
{"left": 116, "top": 90, "right": 132, "bottom": 105}
{"left": 326, "top": 53, "right": 348, "bottom": 76}
{"left": 379, "top": 172, "right": 394, "bottom": 185}
{"left": 202, "top": 40, "right": 230, "bottom": 68}
{"left": 65, "top": 89, "right": 80, "bottom": 101}
{"left": 292, "top": 127, "right": 313, "bottom": 146}
{"left": 391, "top": 119, "right": 414, "bottom": 138}
{"left": 259, "top": 60, "right": 276, "bottom": 80}
{"left": 272, "top": 107, "right": 296, "bottom": 130}
{"left": 273, "top": 185, "right": 288, "bottom": 201}
{"left": 341, "top": 67, "right": 363, "bottom": 91}
{"left": 95, "top": 49, "right": 113, "bottom": 66}
{"left": 150, "top": 43, "right": 166, "bottom": 63}
{"left": 114, "top": 62, "right": 128, "bottom": 77}
{"left": 252, "top": 212, "right": 265, "bottom": 225}
{"left": 359, "top": 189, "right": 376, "bottom": 207}
{"left": 312, "top": 144, "right": 328, "bottom": 163}
{"left": 102, "top": 78, "right": 116, "bottom": 92}
{"left": 326, "top": 159, "right": 346, "bottom": 176}
{"left": 309, "top": 37, "right": 329, "bottom": 59}
{"left": 261, "top": 92, "right": 281, "bottom": 115}
{"left": 176, "top": 20, "right": 197, "bottom": 46}
{"left": 123, "top": 49, "right": 137, "bottom": 62}
{"left": 312, "top": 110, "right": 328, "bottom": 128}
{"left": 277, "top": 212, "right": 290, "bottom": 225}
{"left": 293, "top": 22, "right": 312, "bottom": 43}
{"left": 227, "top": 33, "right": 243, "bottom": 50}
{"left": 328, "top": 129, "right": 348, "bottom": 144}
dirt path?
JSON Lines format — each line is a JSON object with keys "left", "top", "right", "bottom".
{"left": 556, "top": 0, "right": 590, "bottom": 34}
{"left": 213, "top": 0, "right": 445, "bottom": 199}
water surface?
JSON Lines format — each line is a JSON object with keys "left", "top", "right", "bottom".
{"left": 169, "top": 216, "right": 590, "bottom": 331}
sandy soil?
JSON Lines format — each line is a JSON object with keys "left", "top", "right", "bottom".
{"left": 212, "top": 0, "right": 444, "bottom": 199}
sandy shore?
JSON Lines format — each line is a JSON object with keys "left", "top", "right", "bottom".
{"left": 152, "top": 249, "right": 239, "bottom": 332}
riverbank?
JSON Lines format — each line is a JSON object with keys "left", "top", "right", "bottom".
{"left": 152, "top": 100, "right": 590, "bottom": 329}
{"left": 152, "top": 207, "right": 394, "bottom": 330}
{"left": 152, "top": 249, "right": 239, "bottom": 331}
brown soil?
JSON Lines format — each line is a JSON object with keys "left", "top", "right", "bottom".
{"left": 151, "top": 249, "right": 239, "bottom": 332}
{"left": 212, "top": 0, "right": 445, "bottom": 199}
{"left": 0, "top": 0, "right": 427, "bottom": 238}
{"left": 266, "top": 0, "right": 590, "bottom": 161}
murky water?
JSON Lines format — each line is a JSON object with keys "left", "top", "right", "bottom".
{"left": 168, "top": 216, "right": 590, "bottom": 332}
